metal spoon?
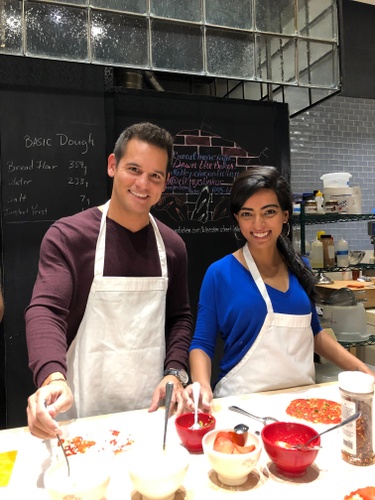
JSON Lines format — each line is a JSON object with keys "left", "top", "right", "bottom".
{"left": 229, "top": 405, "right": 279, "bottom": 426}
{"left": 44, "top": 401, "right": 70, "bottom": 476}
{"left": 56, "top": 434, "right": 71, "bottom": 477}
{"left": 234, "top": 423, "right": 249, "bottom": 434}
{"left": 163, "top": 381, "right": 174, "bottom": 450}
{"left": 189, "top": 382, "right": 201, "bottom": 430}
{"left": 292, "top": 411, "right": 362, "bottom": 449}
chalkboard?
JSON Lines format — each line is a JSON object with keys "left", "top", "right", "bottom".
{"left": 0, "top": 69, "right": 108, "bottom": 427}
{"left": 111, "top": 88, "right": 290, "bottom": 384}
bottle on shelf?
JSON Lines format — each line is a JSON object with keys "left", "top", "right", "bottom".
{"left": 336, "top": 237, "right": 349, "bottom": 267}
{"left": 321, "top": 234, "right": 335, "bottom": 267}
{"left": 315, "top": 190, "right": 325, "bottom": 214}
{"left": 310, "top": 237, "right": 324, "bottom": 268}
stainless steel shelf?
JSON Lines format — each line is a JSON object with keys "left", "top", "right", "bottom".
{"left": 292, "top": 213, "right": 375, "bottom": 225}
{"left": 338, "top": 335, "right": 375, "bottom": 349}
{"left": 293, "top": 209, "right": 375, "bottom": 255}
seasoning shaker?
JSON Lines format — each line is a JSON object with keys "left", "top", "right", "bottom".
{"left": 338, "top": 371, "right": 375, "bottom": 466}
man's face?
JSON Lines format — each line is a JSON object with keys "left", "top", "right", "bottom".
{"left": 108, "top": 138, "right": 169, "bottom": 222}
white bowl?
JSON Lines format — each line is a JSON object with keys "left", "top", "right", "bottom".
{"left": 44, "top": 454, "right": 111, "bottom": 500}
{"left": 202, "top": 428, "right": 262, "bottom": 486}
{"left": 127, "top": 444, "right": 190, "bottom": 500}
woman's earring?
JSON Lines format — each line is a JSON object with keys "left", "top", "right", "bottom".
{"left": 234, "top": 230, "right": 242, "bottom": 241}
{"left": 283, "top": 222, "right": 290, "bottom": 237}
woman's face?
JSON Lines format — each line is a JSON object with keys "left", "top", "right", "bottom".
{"left": 234, "top": 188, "right": 289, "bottom": 251}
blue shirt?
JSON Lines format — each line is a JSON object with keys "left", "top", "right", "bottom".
{"left": 190, "top": 254, "right": 322, "bottom": 382}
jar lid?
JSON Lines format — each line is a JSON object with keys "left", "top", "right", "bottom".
{"left": 338, "top": 371, "right": 374, "bottom": 394}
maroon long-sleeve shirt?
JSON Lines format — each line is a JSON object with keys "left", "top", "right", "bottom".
{"left": 25, "top": 207, "right": 193, "bottom": 388}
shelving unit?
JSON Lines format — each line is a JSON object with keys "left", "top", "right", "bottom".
{"left": 338, "top": 335, "right": 375, "bottom": 350}
{"left": 291, "top": 208, "right": 375, "bottom": 258}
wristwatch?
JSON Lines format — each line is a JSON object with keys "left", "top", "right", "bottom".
{"left": 163, "top": 368, "right": 189, "bottom": 387}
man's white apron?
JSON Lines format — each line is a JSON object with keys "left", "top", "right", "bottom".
{"left": 214, "top": 244, "right": 315, "bottom": 398}
{"left": 65, "top": 201, "right": 168, "bottom": 418}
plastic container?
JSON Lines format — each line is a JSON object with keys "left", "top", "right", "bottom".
{"left": 310, "top": 238, "right": 323, "bottom": 268}
{"left": 323, "top": 187, "right": 353, "bottom": 214}
{"left": 336, "top": 238, "right": 349, "bottom": 267}
{"left": 321, "top": 172, "right": 352, "bottom": 188}
{"left": 338, "top": 371, "right": 375, "bottom": 466}
{"left": 320, "top": 303, "right": 370, "bottom": 342}
{"left": 321, "top": 234, "right": 335, "bottom": 267}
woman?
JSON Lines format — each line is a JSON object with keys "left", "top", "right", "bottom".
{"left": 187, "top": 166, "right": 374, "bottom": 410}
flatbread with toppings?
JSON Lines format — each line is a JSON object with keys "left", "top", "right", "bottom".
{"left": 286, "top": 398, "right": 341, "bottom": 424}
{"left": 344, "top": 486, "right": 375, "bottom": 500}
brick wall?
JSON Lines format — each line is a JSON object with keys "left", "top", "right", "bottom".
{"left": 290, "top": 95, "right": 375, "bottom": 252}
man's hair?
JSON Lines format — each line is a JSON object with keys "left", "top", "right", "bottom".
{"left": 113, "top": 122, "right": 174, "bottom": 173}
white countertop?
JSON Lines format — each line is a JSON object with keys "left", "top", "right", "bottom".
{"left": 1, "top": 382, "right": 374, "bottom": 499}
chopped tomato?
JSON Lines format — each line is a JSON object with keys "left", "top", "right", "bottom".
{"left": 344, "top": 486, "right": 375, "bottom": 500}
{"left": 213, "top": 436, "right": 235, "bottom": 454}
{"left": 213, "top": 432, "right": 254, "bottom": 455}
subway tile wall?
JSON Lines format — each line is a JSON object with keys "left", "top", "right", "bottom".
{"left": 289, "top": 95, "right": 375, "bottom": 253}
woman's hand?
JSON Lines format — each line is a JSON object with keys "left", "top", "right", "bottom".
{"left": 184, "top": 382, "right": 213, "bottom": 413}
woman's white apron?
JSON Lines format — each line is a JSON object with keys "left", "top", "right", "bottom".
{"left": 214, "top": 244, "right": 315, "bottom": 398}
{"left": 65, "top": 201, "right": 168, "bottom": 418}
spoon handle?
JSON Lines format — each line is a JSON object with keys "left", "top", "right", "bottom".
{"left": 163, "top": 381, "right": 174, "bottom": 450}
{"left": 304, "top": 410, "right": 362, "bottom": 447}
{"left": 228, "top": 405, "right": 265, "bottom": 424}
{"left": 57, "top": 433, "right": 71, "bottom": 477}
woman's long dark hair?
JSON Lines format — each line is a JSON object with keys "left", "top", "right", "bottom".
{"left": 230, "top": 166, "right": 318, "bottom": 303}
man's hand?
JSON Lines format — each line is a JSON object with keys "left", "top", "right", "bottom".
{"left": 27, "top": 379, "right": 73, "bottom": 439}
{"left": 148, "top": 376, "right": 189, "bottom": 416}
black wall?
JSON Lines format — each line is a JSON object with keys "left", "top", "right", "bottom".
{"left": 0, "top": 56, "right": 108, "bottom": 428}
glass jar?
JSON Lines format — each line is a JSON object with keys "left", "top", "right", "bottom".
{"left": 338, "top": 371, "right": 375, "bottom": 466}
{"left": 325, "top": 200, "right": 338, "bottom": 213}
{"left": 305, "top": 199, "right": 317, "bottom": 214}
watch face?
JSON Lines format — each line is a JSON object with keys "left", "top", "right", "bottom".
{"left": 178, "top": 369, "right": 189, "bottom": 385}
{"left": 164, "top": 368, "right": 189, "bottom": 385}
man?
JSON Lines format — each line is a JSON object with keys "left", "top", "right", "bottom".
{"left": 26, "top": 122, "right": 193, "bottom": 439}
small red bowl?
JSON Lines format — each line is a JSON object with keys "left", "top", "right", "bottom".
{"left": 175, "top": 412, "right": 216, "bottom": 453}
{"left": 261, "top": 421, "right": 320, "bottom": 478}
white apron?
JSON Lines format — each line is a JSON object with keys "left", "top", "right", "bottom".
{"left": 65, "top": 201, "right": 168, "bottom": 418}
{"left": 214, "top": 244, "right": 315, "bottom": 398}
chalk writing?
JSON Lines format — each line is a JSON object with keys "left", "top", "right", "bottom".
{"left": 4, "top": 131, "right": 96, "bottom": 222}
{"left": 166, "top": 152, "right": 238, "bottom": 195}
{"left": 24, "top": 133, "right": 94, "bottom": 155}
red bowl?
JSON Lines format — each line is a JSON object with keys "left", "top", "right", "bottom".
{"left": 175, "top": 412, "right": 216, "bottom": 453}
{"left": 261, "top": 421, "right": 320, "bottom": 477}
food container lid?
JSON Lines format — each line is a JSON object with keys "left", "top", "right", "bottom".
{"left": 338, "top": 371, "right": 374, "bottom": 394}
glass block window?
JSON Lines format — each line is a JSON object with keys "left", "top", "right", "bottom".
{"left": 205, "top": 0, "right": 253, "bottom": 30}
{"left": 151, "top": 20, "right": 203, "bottom": 73}
{"left": 91, "top": 12, "right": 148, "bottom": 67}
{"left": 150, "top": 0, "right": 202, "bottom": 22}
{"left": 25, "top": 2, "right": 88, "bottom": 62}
{"left": 0, "top": 0, "right": 340, "bottom": 116}
{"left": 0, "top": 0, "right": 23, "bottom": 55}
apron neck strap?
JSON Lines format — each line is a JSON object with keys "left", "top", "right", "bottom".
{"left": 94, "top": 201, "right": 167, "bottom": 277}
{"left": 242, "top": 244, "right": 273, "bottom": 312}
